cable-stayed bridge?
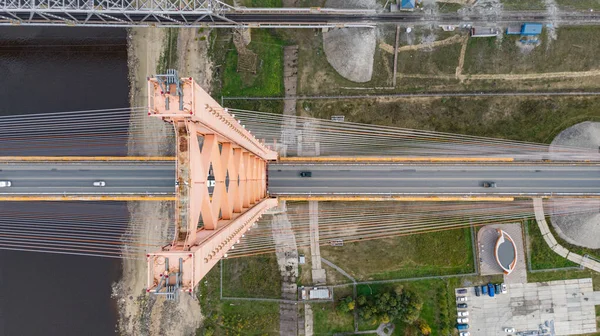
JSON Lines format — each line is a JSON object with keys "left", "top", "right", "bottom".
{"left": 3, "top": 1, "right": 600, "bottom": 28}
{"left": 0, "top": 72, "right": 599, "bottom": 298}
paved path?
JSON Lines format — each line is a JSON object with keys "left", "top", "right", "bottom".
{"left": 533, "top": 198, "right": 600, "bottom": 272}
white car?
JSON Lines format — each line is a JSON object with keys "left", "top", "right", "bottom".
{"left": 457, "top": 296, "right": 467, "bottom": 302}
{"left": 458, "top": 311, "right": 469, "bottom": 317}
{"left": 93, "top": 181, "right": 106, "bottom": 187}
{"left": 504, "top": 327, "right": 515, "bottom": 333}
{"left": 0, "top": 181, "right": 12, "bottom": 187}
{"left": 501, "top": 283, "right": 507, "bottom": 294}
{"left": 457, "top": 317, "right": 469, "bottom": 323}
{"left": 459, "top": 332, "right": 471, "bottom": 336}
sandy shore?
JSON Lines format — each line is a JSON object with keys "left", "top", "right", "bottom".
{"left": 113, "top": 26, "right": 213, "bottom": 336}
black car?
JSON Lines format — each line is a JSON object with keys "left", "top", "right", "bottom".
{"left": 482, "top": 181, "right": 497, "bottom": 188}
{"left": 299, "top": 171, "right": 312, "bottom": 177}
{"left": 457, "top": 288, "right": 467, "bottom": 294}
{"left": 457, "top": 303, "right": 468, "bottom": 309}
{"left": 474, "top": 286, "right": 481, "bottom": 297}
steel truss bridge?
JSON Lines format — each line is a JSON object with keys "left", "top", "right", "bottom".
{"left": 3, "top": 1, "right": 600, "bottom": 28}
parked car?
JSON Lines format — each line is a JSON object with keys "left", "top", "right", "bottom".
{"left": 495, "top": 283, "right": 502, "bottom": 294}
{"left": 458, "top": 311, "right": 469, "bottom": 317}
{"left": 504, "top": 327, "right": 515, "bottom": 333}
{"left": 501, "top": 283, "right": 507, "bottom": 294}
{"left": 457, "top": 318, "right": 469, "bottom": 323}
{"left": 481, "top": 284, "right": 488, "bottom": 295}
{"left": 482, "top": 181, "right": 496, "bottom": 188}
{"left": 457, "top": 303, "right": 468, "bottom": 309}
{"left": 457, "top": 323, "right": 469, "bottom": 330}
{"left": 93, "top": 181, "right": 106, "bottom": 187}
{"left": 488, "top": 283, "right": 495, "bottom": 297}
{"left": 474, "top": 286, "right": 481, "bottom": 296}
{"left": 459, "top": 332, "right": 471, "bottom": 336}
{"left": 299, "top": 171, "right": 312, "bottom": 177}
{"left": 0, "top": 181, "right": 11, "bottom": 187}
{"left": 457, "top": 288, "right": 467, "bottom": 294}
{"left": 457, "top": 296, "right": 467, "bottom": 302}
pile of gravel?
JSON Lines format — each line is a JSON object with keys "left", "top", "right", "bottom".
{"left": 549, "top": 122, "right": 600, "bottom": 249}
{"left": 323, "top": 28, "right": 376, "bottom": 83}
{"left": 322, "top": 0, "right": 377, "bottom": 83}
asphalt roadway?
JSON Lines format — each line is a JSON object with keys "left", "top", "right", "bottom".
{"left": 1, "top": 162, "right": 599, "bottom": 197}
{"left": 268, "top": 164, "right": 600, "bottom": 196}
{"left": 0, "top": 162, "right": 175, "bottom": 195}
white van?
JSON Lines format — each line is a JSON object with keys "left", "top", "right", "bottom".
{"left": 0, "top": 181, "right": 12, "bottom": 187}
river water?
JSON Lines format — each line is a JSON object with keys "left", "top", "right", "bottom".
{"left": 0, "top": 27, "right": 129, "bottom": 335}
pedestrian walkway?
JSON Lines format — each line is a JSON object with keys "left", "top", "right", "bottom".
{"left": 532, "top": 198, "right": 600, "bottom": 272}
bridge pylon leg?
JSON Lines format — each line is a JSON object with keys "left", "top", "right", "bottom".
{"left": 145, "top": 71, "right": 278, "bottom": 297}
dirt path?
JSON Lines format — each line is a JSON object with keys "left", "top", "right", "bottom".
{"left": 380, "top": 34, "right": 464, "bottom": 54}
{"left": 462, "top": 69, "right": 600, "bottom": 81}
{"left": 455, "top": 36, "right": 469, "bottom": 79}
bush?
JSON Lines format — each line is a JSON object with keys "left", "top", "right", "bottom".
{"left": 356, "top": 289, "right": 423, "bottom": 324}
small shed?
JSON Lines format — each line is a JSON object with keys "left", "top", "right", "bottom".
{"left": 390, "top": 3, "right": 399, "bottom": 12}
{"left": 400, "top": 0, "right": 415, "bottom": 11}
{"left": 299, "top": 254, "right": 306, "bottom": 265}
{"left": 309, "top": 288, "right": 331, "bottom": 300}
{"left": 470, "top": 27, "right": 499, "bottom": 38}
{"left": 521, "top": 23, "right": 543, "bottom": 36}
{"left": 506, "top": 24, "right": 522, "bottom": 35}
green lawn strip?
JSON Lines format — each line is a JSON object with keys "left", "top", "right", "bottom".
{"left": 222, "top": 29, "right": 285, "bottom": 97}
{"left": 197, "top": 263, "right": 281, "bottom": 335}
{"left": 464, "top": 27, "right": 600, "bottom": 74}
{"left": 312, "top": 302, "right": 355, "bottom": 335}
{"left": 304, "top": 96, "right": 600, "bottom": 144}
{"left": 525, "top": 219, "right": 578, "bottom": 270}
{"left": 437, "top": 2, "right": 464, "bottom": 12}
{"left": 556, "top": 0, "right": 600, "bottom": 10}
{"left": 220, "top": 301, "right": 280, "bottom": 335}
{"left": 545, "top": 217, "right": 600, "bottom": 261}
{"left": 501, "top": 0, "right": 545, "bottom": 10}
{"left": 527, "top": 269, "right": 600, "bottom": 290}
{"left": 320, "top": 227, "right": 473, "bottom": 281}
{"left": 221, "top": 254, "right": 282, "bottom": 299}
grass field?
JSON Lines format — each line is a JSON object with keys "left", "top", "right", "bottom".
{"left": 321, "top": 226, "right": 474, "bottom": 281}
{"left": 464, "top": 27, "right": 600, "bottom": 74}
{"left": 303, "top": 96, "right": 600, "bottom": 143}
{"left": 527, "top": 269, "right": 600, "bottom": 291}
{"left": 197, "top": 262, "right": 280, "bottom": 335}
{"left": 217, "top": 29, "right": 286, "bottom": 113}
{"left": 525, "top": 220, "right": 578, "bottom": 270}
{"left": 221, "top": 254, "right": 282, "bottom": 298}
{"left": 501, "top": 0, "right": 545, "bottom": 9}
{"left": 396, "top": 43, "right": 462, "bottom": 75}
{"left": 312, "top": 302, "right": 355, "bottom": 335}
{"left": 556, "top": 0, "right": 600, "bottom": 10}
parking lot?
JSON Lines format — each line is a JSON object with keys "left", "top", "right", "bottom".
{"left": 455, "top": 278, "right": 598, "bottom": 336}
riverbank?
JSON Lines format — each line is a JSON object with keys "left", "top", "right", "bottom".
{"left": 114, "top": 27, "right": 213, "bottom": 335}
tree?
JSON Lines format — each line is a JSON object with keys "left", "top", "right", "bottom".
{"left": 336, "top": 296, "right": 355, "bottom": 313}
{"left": 356, "top": 295, "right": 367, "bottom": 306}
{"left": 417, "top": 319, "right": 432, "bottom": 335}
{"left": 356, "top": 289, "right": 423, "bottom": 325}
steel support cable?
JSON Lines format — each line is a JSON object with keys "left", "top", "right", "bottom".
{"left": 0, "top": 245, "right": 143, "bottom": 259}
{"left": 0, "top": 107, "right": 147, "bottom": 120}
{"left": 230, "top": 204, "right": 593, "bottom": 254}
{"left": 232, "top": 109, "right": 581, "bottom": 152}
{"left": 236, "top": 114, "right": 591, "bottom": 156}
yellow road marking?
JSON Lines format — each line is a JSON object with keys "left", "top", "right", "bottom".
{"left": 0, "top": 196, "right": 176, "bottom": 201}
{"left": 0, "top": 156, "right": 176, "bottom": 161}
{"left": 279, "top": 157, "right": 515, "bottom": 162}
{"left": 279, "top": 196, "right": 515, "bottom": 202}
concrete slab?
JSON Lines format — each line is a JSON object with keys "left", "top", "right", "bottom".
{"left": 463, "top": 279, "right": 597, "bottom": 336}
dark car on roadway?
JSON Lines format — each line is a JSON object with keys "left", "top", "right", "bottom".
{"left": 299, "top": 171, "right": 312, "bottom": 177}
{"left": 457, "top": 303, "right": 468, "bottom": 309}
{"left": 482, "top": 181, "right": 496, "bottom": 188}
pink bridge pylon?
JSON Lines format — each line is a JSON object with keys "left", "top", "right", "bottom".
{"left": 145, "top": 71, "right": 278, "bottom": 297}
